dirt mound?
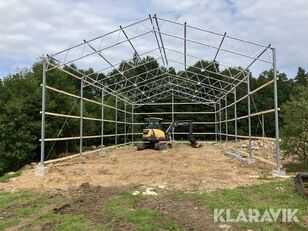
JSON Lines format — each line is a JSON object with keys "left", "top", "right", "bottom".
{"left": 224, "top": 139, "right": 277, "bottom": 160}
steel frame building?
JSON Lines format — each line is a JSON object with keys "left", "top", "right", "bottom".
{"left": 38, "top": 15, "right": 282, "bottom": 175}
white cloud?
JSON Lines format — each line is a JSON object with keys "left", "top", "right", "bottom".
{"left": 0, "top": 0, "right": 307, "bottom": 77}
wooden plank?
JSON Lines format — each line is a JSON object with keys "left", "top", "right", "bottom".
{"left": 45, "top": 85, "right": 131, "bottom": 114}
{"left": 238, "top": 150, "right": 280, "bottom": 167}
{"left": 44, "top": 142, "right": 131, "bottom": 165}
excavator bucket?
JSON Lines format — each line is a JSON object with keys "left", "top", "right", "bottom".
{"left": 191, "top": 140, "right": 202, "bottom": 148}
{"left": 294, "top": 172, "right": 308, "bottom": 198}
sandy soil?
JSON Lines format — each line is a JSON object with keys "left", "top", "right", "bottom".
{"left": 0, "top": 143, "right": 275, "bottom": 193}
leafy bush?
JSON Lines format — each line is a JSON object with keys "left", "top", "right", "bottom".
{"left": 281, "top": 86, "right": 308, "bottom": 162}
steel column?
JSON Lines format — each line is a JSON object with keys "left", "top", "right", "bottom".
{"left": 124, "top": 101, "right": 127, "bottom": 143}
{"left": 132, "top": 105, "right": 134, "bottom": 142}
{"left": 40, "top": 58, "right": 47, "bottom": 167}
{"left": 172, "top": 93, "right": 174, "bottom": 123}
{"left": 214, "top": 103, "right": 217, "bottom": 142}
{"left": 80, "top": 77, "right": 84, "bottom": 155}
{"left": 171, "top": 93, "right": 175, "bottom": 142}
{"left": 184, "top": 22, "right": 187, "bottom": 70}
{"left": 247, "top": 74, "right": 252, "bottom": 158}
{"left": 273, "top": 48, "right": 281, "bottom": 173}
{"left": 115, "top": 96, "right": 118, "bottom": 145}
{"left": 225, "top": 95, "right": 228, "bottom": 143}
{"left": 219, "top": 100, "right": 222, "bottom": 143}
{"left": 234, "top": 87, "right": 238, "bottom": 151}
{"left": 101, "top": 88, "right": 104, "bottom": 148}
{"left": 261, "top": 113, "right": 265, "bottom": 146}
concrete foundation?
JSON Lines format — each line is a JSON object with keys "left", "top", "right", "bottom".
{"left": 247, "top": 157, "right": 256, "bottom": 165}
{"left": 35, "top": 165, "right": 48, "bottom": 176}
{"left": 272, "top": 169, "right": 286, "bottom": 177}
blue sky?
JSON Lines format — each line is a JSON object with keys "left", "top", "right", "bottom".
{"left": 0, "top": 0, "right": 307, "bottom": 78}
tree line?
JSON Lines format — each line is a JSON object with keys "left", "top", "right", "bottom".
{"left": 0, "top": 56, "right": 307, "bottom": 174}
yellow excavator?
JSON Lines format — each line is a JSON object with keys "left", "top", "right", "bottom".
{"left": 136, "top": 117, "right": 202, "bottom": 150}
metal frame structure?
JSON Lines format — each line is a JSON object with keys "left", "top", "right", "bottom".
{"left": 38, "top": 15, "right": 282, "bottom": 175}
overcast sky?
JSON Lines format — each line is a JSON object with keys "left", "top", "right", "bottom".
{"left": 0, "top": 0, "right": 307, "bottom": 78}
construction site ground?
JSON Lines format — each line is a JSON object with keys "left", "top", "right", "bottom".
{"left": 2, "top": 142, "right": 306, "bottom": 231}
{"left": 0, "top": 142, "right": 278, "bottom": 193}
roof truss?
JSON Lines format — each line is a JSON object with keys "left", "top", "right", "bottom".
{"left": 46, "top": 14, "right": 273, "bottom": 104}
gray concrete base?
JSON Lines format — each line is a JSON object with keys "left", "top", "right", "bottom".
{"left": 272, "top": 169, "right": 286, "bottom": 177}
{"left": 35, "top": 165, "right": 48, "bottom": 176}
{"left": 99, "top": 149, "right": 108, "bottom": 157}
{"left": 224, "top": 151, "right": 246, "bottom": 161}
{"left": 246, "top": 157, "right": 256, "bottom": 165}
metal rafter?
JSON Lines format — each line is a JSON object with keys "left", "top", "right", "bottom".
{"left": 111, "top": 67, "right": 227, "bottom": 99}
{"left": 149, "top": 14, "right": 165, "bottom": 65}
{"left": 83, "top": 39, "right": 152, "bottom": 99}
{"left": 129, "top": 76, "right": 220, "bottom": 103}
{"left": 154, "top": 14, "right": 168, "bottom": 66}
{"left": 45, "top": 15, "right": 273, "bottom": 105}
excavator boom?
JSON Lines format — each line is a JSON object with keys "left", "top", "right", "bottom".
{"left": 166, "top": 120, "right": 201, "bottom": 148}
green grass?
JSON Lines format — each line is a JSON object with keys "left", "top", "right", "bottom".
{"left": 0, "top": 180, "right": 307, "bottom": 230}
{"left": 0, "top": 190, "right": 105, "bottom": 231}
{"left": 52, "top": 214, "right": 107, "bottom": 231}
{"left": 105, "top": 192, "right": 181, "bottom": 231}
{"left": 194, "top": 180, "right": 308, "bottom": 231}
{"left": 0, "top": 218, "right": 19, "bottom": 230}
{"left": 0, "top": 171, "right": 21, "bottom": 183}
{"left": 284, "top": 161, "right": 308, "bottom": 172}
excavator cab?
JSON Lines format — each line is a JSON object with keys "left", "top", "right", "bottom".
{"left": 145, "top": 117, "right": 163, "bottom": 130}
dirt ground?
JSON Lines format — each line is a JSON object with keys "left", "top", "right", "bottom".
{"left": 0, "top": 143, "right": 275, "bottom": 193}
{"left": 52, "top": 183, "right": 224, "bottom": 231}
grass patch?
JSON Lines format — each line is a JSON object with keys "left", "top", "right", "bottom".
{"left": 1, "top": 180, "right": 307, "bottom": 230}
{"left": 52, "top": 214, "right": 107, "bottom": 231}
{"left": 105, "top": 192, "right": 181, "bottom": 230}
{"left": 0, "top": 217, "right": 19, "bottom": 230}
{"left": 284, "top": 161, "right": 308, "bottom": 172}
{"left": 0, "top": 171, "right": 21, "bottom": 183}
{"left": 0, "top": 191, "right": 35, "bottom": 209}
{"left": 0, "top": 190, "right": 104, "bottom": 231}
{"left": 257, "top": 171, "right": 273, "bottom": 180}
{"left": 15, "top": 203, "right": 42, "bottom": 218}
{"left": 196, "top": 180, "right": 308, "bottom": 231}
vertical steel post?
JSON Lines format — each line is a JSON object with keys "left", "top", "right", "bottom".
{"left": 131, "top": 104, "right": 134, "bottom": 143}
{"left": 172, "top": 93, "right": 174, "bottom": 123}
{"left": 184, "top": 22, "right": 187, "bottom": 70}
{"left": 115, "top": 96, "right": 118, "bottom": 146}
{"left": 124, "top": 101, "right": 127, "bottom": 143}
{"left": 225, "top": 95, "right": 228, "bottom": 143}
{"left": 40, "top": 58, "right": 47, "bottom": 167}
{"left": 234, "top": 87, "right": 238, "bottom": 152}
{"left": 80, "top": 77, "right": 84, "bottom": 156}
{"left": 273, "top": 48, "right": 281, "bottom": 173}
{"left": 219, "top": 100, "right": 222, "bottom": 143}
{"left": 247, "top": 74, "right": 252, "bottom": 158}
{"left": 261, "top": 113, "right": 265, "bottom": 146}
{"left": 214, "top": 104, "right": 218, "bottom": 142}
{"left": 101, "top": 88, "right": 104, "bottom": 148}
{"left": 172, "top": 93, "right": 175, "bottom": 142}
